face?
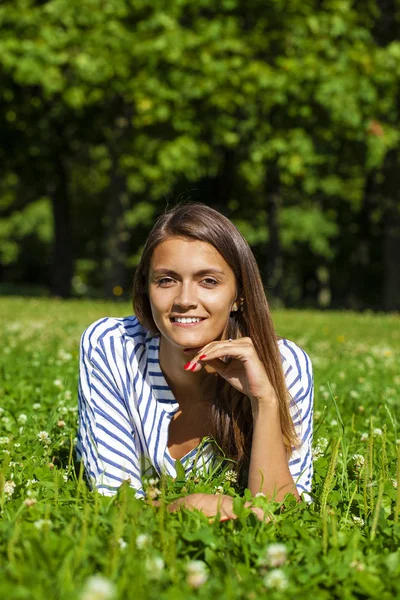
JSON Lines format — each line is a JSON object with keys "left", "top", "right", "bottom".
{"left": 148, "top": 237, "right": 238, "bottom": 354}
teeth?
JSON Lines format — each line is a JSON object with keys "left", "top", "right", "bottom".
{"left": 174, "top": 317, "right": 202, "bottom": 324}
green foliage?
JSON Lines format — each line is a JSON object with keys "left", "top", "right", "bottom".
{"left": 0, "top": 300, "right": 400, "bottom": 598}
{"left": 0, "top": 1, "right": 400, "bottom": 304}
{"left": 0, "top": 198, "right": 53, "bottom": 264}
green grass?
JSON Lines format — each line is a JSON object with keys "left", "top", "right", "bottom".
{"left": 1, "top": 298, "right": 399, "bottom": 599}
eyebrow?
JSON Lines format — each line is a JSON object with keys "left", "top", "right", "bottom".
{"left": 151, "top": 268, "right": 226, "bottom": 277}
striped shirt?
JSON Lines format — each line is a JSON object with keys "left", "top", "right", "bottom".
{"left": 76, "top": 316, "right": 314, "bottom": 500}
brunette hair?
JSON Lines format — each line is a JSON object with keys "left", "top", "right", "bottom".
{"left": 132, "top": 202, "right": 298, "bottom": 478}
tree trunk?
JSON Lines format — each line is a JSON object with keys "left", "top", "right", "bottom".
{"left": 50, "top": 156, "right": 73, "bottom": 298}
{"left": 103, "top": 159, "right": 130, "bottom": 300}
{"left": 383, "top": 199, "right": 400, "bottom": 311}
{"left": 265, "top": 167, "right": 283, "bottom": 302}
{"left": 103, "top": 112, "right": 132, "bottom": 300}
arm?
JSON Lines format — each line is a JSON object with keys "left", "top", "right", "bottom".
{"left": 167, "top": 493, "right": 269, "bottom": 522}
{"left": 248, "top": 398, "right": 300, "bottom": 500}
{"left": 77, "top": 319, "right": 144, "bottom": 497}
{"left": 248, "top": 342, "right": 314, "bottom": 501}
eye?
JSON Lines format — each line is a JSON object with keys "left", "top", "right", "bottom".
{"left": 202, "top": 278, "right": 219, "bottom": 286}
{"left": 156, "top": 277, "right": 175, "bottom": 286}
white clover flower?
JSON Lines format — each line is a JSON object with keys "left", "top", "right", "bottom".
{"left": 2, "top": 416, "right": 10, "bottom": 425}
{"left": 26, "top": 479, "right": 38, "bottom": 487}
{"left": 360, "top": 433, "right": 368, "bottom": 442}
{"left": 4, "top": 480, "right": 16, "bottom": 499}
{"left": 145, "top": 556, "right": 164, "bottom": 580}
{"left": 263, "top": 569, "right": 288, "bottom": 591}
{"left": 135, "top": 534, "right": 150, "bottom": 550}
{"left": 352, "top": 454, "right": 365, "bottom": 471}
{"left": 312, "top": 447, "right": 325, "bottom": 461}
{"left": 373, "top": 428, "right": 383, "bottom": 437}
{"left": 214, "top": 485, "right": 224, "bottom": 494}
{"left": 148, "top": 478, "right": 158, "bottom": 486}
{"left": 59, "top": 406, "right": 68, "bottom": 415}
{"left": 318, "top": 437, "right": 329, "bottom": 449}
{"left": 33, "top": 519, "right": 52, "bottom": 530}
{"left": 350, "top": 560, "right": 365, "bottom": 572}
{"left": 64, "top": 390, "right": 72, "bottom": 400}
{"left": 330, "top": 419, "right": 338, "bottom": 426}
{"left": 186, "top": 560, "right": 208, "bottom": 588}
{"left": 17, "top": 414, "right": 28, "bottom": 425}
{"left": 58, "top": 350, "right": 73, "bottom": 362}
{"left": 37, "top": 431, "right": 51, "bottom": 445}
{"left": 265, "top": 543, "right": 287, "bottom": 567}
{"left": 80, "top": 574, "right": 116, "bottom": 600}
{"left": 255, "top": 492, "right": 266, "bottom": 498}
{"left": 358, "top": 405, "right": 365, "bottom": 413}
{"left": 33, "top": 403, "right": 41, "bottom": 411}
{"left": 53, "top": 379, "right": 63, "bottom": 388}
{"left": 146, "top": 487, "right": 161, "bottom": 500}
{"left": 24, "top": 498, "right": 37, "bottom": 507}
{"left": 352, "top": 516, "right": 364, "bottom": 526}
{"left": 224, "top": 470, "right": 238, "bottom": 483}
{"left": 14, "top": 443, "right": 21, "bottom": 448}
{"left": 0, "top": 436, "right": 10, "bottom": 445}
{"left": 118, "top": 538, "right": 127, "bottom": 550}
{"left": 3, "top": 449, "right": 10, "bottom": 455}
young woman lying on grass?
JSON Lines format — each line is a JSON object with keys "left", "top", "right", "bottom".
{"left": 76, "top": 203, "right": 314, "bottom": 521}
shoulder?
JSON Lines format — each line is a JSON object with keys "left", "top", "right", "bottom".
{"left": 80, "top": 315, "right": 149, "bottom": 354}
{"left": 277, "top": 338, "right": 313, "bottom": 401}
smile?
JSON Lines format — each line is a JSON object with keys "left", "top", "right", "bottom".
{"left": 170, "top": 317, "right": 206, "bottom": 326}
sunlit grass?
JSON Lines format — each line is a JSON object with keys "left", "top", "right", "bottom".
{"left": 1, "top": 298, "right": 399, "bottom": 599}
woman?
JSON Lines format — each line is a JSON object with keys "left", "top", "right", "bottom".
{"left": 76, "top": 203, "right": 313, "bottom": 520}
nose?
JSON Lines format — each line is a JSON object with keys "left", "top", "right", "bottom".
{"left": 173, "top": 281, "right": 198, "bottom": 309}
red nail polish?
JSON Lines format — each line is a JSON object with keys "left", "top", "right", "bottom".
{"left": 190, "top": 364, "right": 197, "bottom": 371}
{"left": 184, "top": 362, "right": 191, "bottom": 370}
{"left": 199, "top": 354, "right": 207, "bottom": 359}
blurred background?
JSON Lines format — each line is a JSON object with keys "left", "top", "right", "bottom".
{"left": 0, "top": 0, "right": 399, "bottom": 311}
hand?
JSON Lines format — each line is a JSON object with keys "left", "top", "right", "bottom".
{"left": 167, "top": 493, "right": 233, "bottom": 520}
{"left": 184, "top": 337, "right": 276, "bottom": 406}
{"left": 167, "top": 493, "right": 270, "bottom": 523}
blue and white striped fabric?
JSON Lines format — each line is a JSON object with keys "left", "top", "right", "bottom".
{"left": 76, "top": 316, "right": 314, "bottom": 500}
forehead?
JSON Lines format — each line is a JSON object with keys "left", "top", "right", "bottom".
{"left": 150, "top": 237, "right": 232, "bottom": 273}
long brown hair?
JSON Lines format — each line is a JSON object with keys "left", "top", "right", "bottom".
{"left": 132, "top": 202, "right": 298, "bottom": 477}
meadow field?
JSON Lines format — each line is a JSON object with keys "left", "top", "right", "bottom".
{"left": 0, "top": 298, "right": 399, "bottom": 599}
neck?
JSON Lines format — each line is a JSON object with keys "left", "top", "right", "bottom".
{"left": 158, "top": 336, "right": 217, "bottom": 405}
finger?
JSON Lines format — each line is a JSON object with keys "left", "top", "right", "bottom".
{"left": 195, "top": 343, "right": 251, "bottom": 366}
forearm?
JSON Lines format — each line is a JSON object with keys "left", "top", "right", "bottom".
{"left": 167, "top": 493, "right": 233, "bottom": 518}
{"left": 248, "top": 398, "right": 299, "bottom": 501}
{"left": 167, "top": 493, "right": 268, "bottom": 522}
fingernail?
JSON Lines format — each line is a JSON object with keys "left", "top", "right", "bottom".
{"left": 184, "top": 362, "right": 191, "bottom": 370}
{"left": 190, "top": 364, "right": 197, "bottom": 371}
{"left": 199, "top": 354, "right": 207, "bottom": 360}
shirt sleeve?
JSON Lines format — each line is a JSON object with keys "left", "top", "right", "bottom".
{"left": 280, "top": 339, "right": 314, "bottom": 501}
{"left": 76, "top": 319, "right": 144, "bottom": 498}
